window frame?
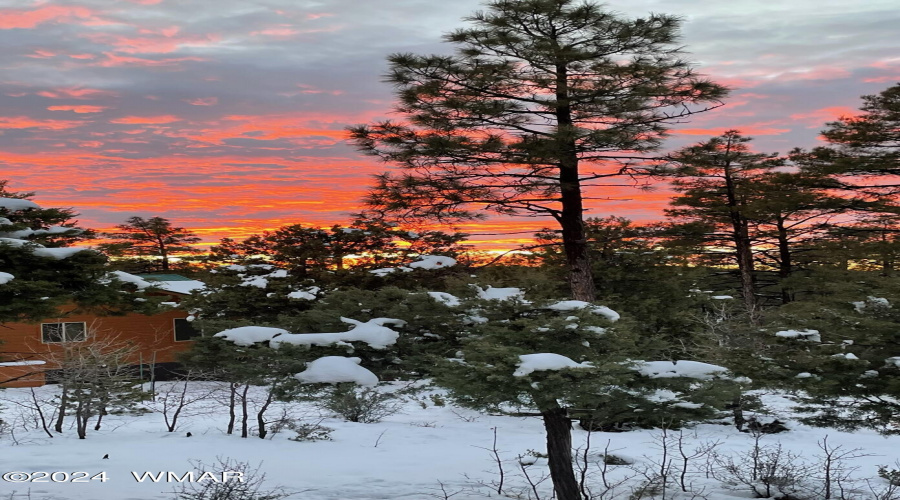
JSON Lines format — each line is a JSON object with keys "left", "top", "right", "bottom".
{"left": 41, "top": 322, "right": 87, "bottom": 344}
{"left": 173, "top": 318, "right": 201, "bottom": 342}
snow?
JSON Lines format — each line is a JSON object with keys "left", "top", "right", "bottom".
{"left": 1, "top": 385, "right": 900, "bottom": 500}
{"left": 428, "top": 291, "right": 461, "bottom": 307}
{"left": 0, "top": 360, "right": 45, "bottom": 366}
{"left": 369, "top": 266, "right": 413, "bottom": 276}
{"left": 831, "top": 353, "right": 860, "bottom": 360}
{"left": 475, "top": 286, "right": 525, "bottom": 301}
{"left": 0, "top": 197, "right": 40, "bottom": 210}
{"left": 0, "top": 271, "right": 13, "bottom": 284}
{"left": 408, "top": 255, "right": 457, "bottom": 270}
{"left": 853, "top": 296, "right": 891, "bottom": 312}
{"left": 711, "top": 295, "right": 733, "bottom": 300}
{"left": 269, "top": 318, "right": 406, "bottom": 350}
{"left": 0, "top": 237, "right": 29, "bottom": 247}
{"left": 0, "top": 236, "right": 90, "bottom": 259}
{"left": 775, "top": 329, "right": 822, "bottom": 342}
{"left": 546, "top": 300, "right": 620, "bottom": 322}
{"left": 886, "top": 356, "right": 900, "bottom": 367}
{"left": 513, "top": 353, "right": 593, "bottom": 377}
{"left": 634, "top": 360, "right": 731, "bottom": 380}
{"left": 32, "top": 246, "right": 90, "bottom": 259}
{"left": 287, "top": 286, "right": 320, "bottom": 300}
{"left": 370, "top": 255, "right": 456, "bottom": 276}
{"left": 108, "top": 271, "right": 153, "bottom": 289}
{"left": 294, "top": 356, "right": 379, "bottom": 386}
{"left": 213, "top": 326, "right": 290, "bottom": 346}
{"left": 153, "top": 279, "right": 206, "bottom": 295}
{"left": 241, "top": 275, "right": 269, "bottom": 288}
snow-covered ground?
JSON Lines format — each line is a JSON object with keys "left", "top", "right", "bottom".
{"left": 1, "top": 384, "right": 899, "bottom": 500}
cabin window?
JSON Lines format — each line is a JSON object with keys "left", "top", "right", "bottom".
{"left": 41, "top": 322, "right": 87, "bottom": 343}
{"left": 174, "top": 318, "right": 201, "bottom": 342}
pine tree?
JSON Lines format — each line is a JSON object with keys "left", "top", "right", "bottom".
{"left": 812, "top": 83, "right": 900, "bottom": 198}
{"left": 103, "top": 216, "right": 201, "bottom": 272}
{"left": 664, "top": 131, "right": 782, "bottom": 313}
{"left": 0, "top": 182, "right": 139, "bottom": 324}
{"left": 431, "top": 295, "right": 739, "bottom": 500}
{"left": 349, "top": 0, "right": 727, "bottom": 301}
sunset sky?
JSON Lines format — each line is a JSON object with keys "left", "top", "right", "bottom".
{"left": 1, "top": 0, "right": 898, "bottom": 249}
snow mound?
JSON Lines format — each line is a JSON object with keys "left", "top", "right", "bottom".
{"left": 547, "top": 300, "right": 620, "bottom": 322}
{"left": 270, "top": 318, "right": 406, "bottom": 350}
{"left": 0, "top": 197, "right": 40, "bottom": 211}
{"left": 852, "top": 296, "right": 891, "bottom": 313}
{"left": 475, "top": 286, "right": 525, "bottom": 301}
{"left": 108, "top": 271, "right": 153, "bottom": 289}
{"left": 287, "top": 286, "right": 320, "bottom": 300}
{"left": 428, "top": 291, "right": 461, "bottom": 307}
{"left": 32, "top": 247, "right": 90, "bottom": 259}
{"left": 214, "top": 326, "right": 290, "bottom": 346}
{"left": 408, "top": 255, "right": 457, "bottom": 270}
{"left": 775, "top": 329, "right": 821, "bottom": 342}
{"left": 513, "top": 353, "right": 593, "bottom": 377}
{"left": 370, "top": 255, "right": 457, "bottom": 276}
{"left": 0, "top": 272, "right": 13, "bottom": 284}
{"left": 294, "top": 356, "right": 379, "bottom": 386}
{"left": 634, "top": 360, "right": 730, "bottom": 380}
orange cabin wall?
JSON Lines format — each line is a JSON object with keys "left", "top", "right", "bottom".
{"left": 0, "top": 299, "right": 196, "bottom": 387}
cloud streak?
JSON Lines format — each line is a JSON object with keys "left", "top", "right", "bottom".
{"left": 0, "top": 0, "right": 897, "bottom": 248}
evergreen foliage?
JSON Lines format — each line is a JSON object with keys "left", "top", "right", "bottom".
{"left": 349, "top": 0, "right": 727, "bottom": 301}
{"left": 102, "top": 216, "right": 202, "bottom": 272}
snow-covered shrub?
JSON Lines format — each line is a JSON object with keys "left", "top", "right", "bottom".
{"left": 317, "top": 384, "right": 404, "bottom": 424}
{"left": 713, "top": 441, "right": 811, "bottom": 499}
{"left": 174, "top": 457, "right": 289, "bottom": 500}
{"left": 286, "top": 420, "right": 333, "bottom": 442}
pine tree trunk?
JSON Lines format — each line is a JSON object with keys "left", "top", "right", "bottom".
{"left": 555, "top": 63, "right": 595, "bottom": 302}
{"left": 720, "top": 135, "right": 757, "bottom": 316}
{"left": 54, "top": 385, "right": 68, "bottom": 433}
{"left": 541, "top": 406, "right": 581, "bottom": 500}
{"left": 776, "top": 217, "right": 794, "bottom": 304}
{"left": 256, "top": 389, "right": 274, "bottom": 439}
{"left": 240, "top": 384, "right": 250, "bottom": 438}
{"left": 227, "top": 382, "right": 236, "bottom": 435}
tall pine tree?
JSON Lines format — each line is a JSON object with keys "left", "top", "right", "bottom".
{"left": 349, "top": 0, "right": 727, "bottom": 301}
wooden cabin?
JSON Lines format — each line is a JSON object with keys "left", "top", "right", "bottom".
{"left": 0, "top": 274, "right": 205, "bottom": 387}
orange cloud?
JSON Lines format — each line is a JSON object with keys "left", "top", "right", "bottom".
{"left": 110, "top": 115, "right": 181, "bottom": 124}
{"left": 0, "top": 116, "right": 84, "bottom": 130}
{"left": 673, "top": 124, "right": 791, "bottom": 136}
{"left": 37, "top": 87, "right": 117, "bottom": 99}
{"left": 47, "top": 105, "right": 108, "bottom": 113}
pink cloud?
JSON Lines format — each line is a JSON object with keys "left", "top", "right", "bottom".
{"left": 95, "top": 52, "right": 205, "bottom": 67}
{"left": 184, "top": 97, "right": 218, "bottom": 106}
{"left": 36, "top": 87, "right": 118, "bottom": 99}
{"left": 25, "top": 49, "right": 56, "bottom": 59}
{"left": 0, "top": 5, "right": 106, "bottom": 29}
{"left": 83, "top": 32, "right": 220, "bottom": 55}
{"left": 110, "top": 115, "right": 181, "bottom": 125}
{"left": 789, "top": 106, "right": 858, "bottom": 128}
{"left": 47, "top": 105, "right": 108, "bottom": 113}
{"left": 0, "top": 116, "right": 84, "bottom": 130}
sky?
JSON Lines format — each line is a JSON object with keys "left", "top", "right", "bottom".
{"left": 0, "top": 0, "right": 898, "bottom": 249}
